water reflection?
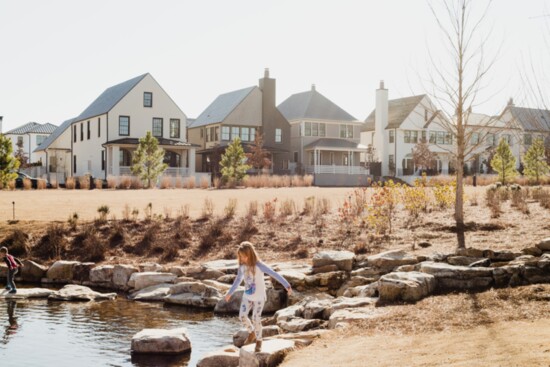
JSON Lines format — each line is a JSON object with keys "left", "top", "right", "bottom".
{"left": 0, "top": 294, "right": 239, "bottom": 366}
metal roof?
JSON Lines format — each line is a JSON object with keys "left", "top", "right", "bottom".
{"left": 103, "top": 137, "right": 199, "bottom": 147}
{"left": 28, "top": 122, "right": 58, "bottom": 134}
{"left": 5, "top": 122, "right": 41, "bottom": 134}
{"left": 34, "top": 118, "right": 76, "bottom": 152}
{"left": 509, "top": 106, "right": 550, "bottom": 132}
{"left": 363, "top": 95, "right": 426, "bottom": 131}
{"left": 278, "top": 88, "right": 357, "bottom": 122}
{"left": 191, "top": 86, "right": 257, "bottom": 128}
{"left": 74, "top": 73, "right": 148, "bottom": 122}
{"left": 303, "top": 138, "right": 366, "bottom": 150}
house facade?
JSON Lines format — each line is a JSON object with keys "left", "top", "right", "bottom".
{"left": 34, "top": 118, "right": 76, "bottom": 184}
{"left": 278, "top": 85, "right": 367, "bottom": 186}
{"left": 69, "top": 73, "right": 195, "bottom": 180}
{"left": 188, "top": 69, "right": 291, "bottom": 175}
{"left": 4, "top": 122, "right": 57, "bottom": 164}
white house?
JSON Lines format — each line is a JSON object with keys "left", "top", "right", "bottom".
{"left": 4, "top": 122, "right": 57, "bottom": 164}
{"left": 278, "top": 84, "right": 367, "bottom": 186}
{"left": 361, "top": 81, "right": 451, "bottom": 177}
{"left": 69, "top": 73, "right": 196, "bottom": 180}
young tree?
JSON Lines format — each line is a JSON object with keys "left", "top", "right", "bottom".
{"left": 491, "top": 138, "right": 517, "bottom": 185}
{"left": 220, "top": 137, "right": 250, "bottom": 186}
{"left": 412, "top": 138, "right": 437, "bottom": 173}
{"left": 246, "top": 134, "right": 271, "bottom": 171}
{"left": 523, "top": 138, "right": 550, "bottom": 183}
{"left": 0, "top": 134, "right": 20, "bottom": 188}
{"left": 14, "top": 140, "right": 28, "bottom": 168}
{"left": 131, "top": 131, "right": 168, "bottom": 188}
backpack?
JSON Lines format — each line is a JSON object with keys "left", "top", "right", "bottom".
{"left": 6, "top": 255, "right": 19, "bottom": 270}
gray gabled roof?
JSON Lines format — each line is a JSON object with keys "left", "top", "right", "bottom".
{"left": 304, "top": 138, "right": 365, "bottom": 151}
{"left": 190, "top": 86, "right": 257, "bottom": 128}
{"left": 5, "top": 122, "right": 41, "bottom": 135}
{"left": 278, "top": 88, "right": 357, "bottom": 122}
{"left": 28, "top": 122, "right": 58, "bottom": 134}
{"left": 363, "top": 95, "right": 426, "bottom": 131}
{"left": 74, "top": 73, "right": 148, "bottom": 122}
{"left": 509, "top": 106, "right": 550, "bottom": 132}
{"left": 34, "top": 118, "right": 76, "bottom": 152}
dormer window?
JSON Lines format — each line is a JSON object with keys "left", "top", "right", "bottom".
{"left": 144, "top": 92, "right": 153, "bottom": 107}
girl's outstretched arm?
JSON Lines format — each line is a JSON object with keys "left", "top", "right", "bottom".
{"left": 257, "top": 261, "right": 291, "bottom": 291}
{"left": 225, "top": 265, "right": 244, "bottom": 301}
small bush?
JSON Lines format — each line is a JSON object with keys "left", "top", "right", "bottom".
{"left": 79, "top": 176, "right": 90, "bottom": 190}
{"left": 160, "top": 176, "right": 172, "bottom": 189}
{"left": 79, "top": 226, "right": 106, "bottom": 262}
{"left": 68, "top": 212, "right": 79, "bottom": 231}
{"left": 7, "top": 180, "right": 16, "bottom": 190}
{"left": 213, "top": 177, "right": 221, "bottom": 189}
{"left": 119, "top": 175, "right": 132, "bottom": 189}
{"left": 224, "top": 198, "right": 238, "bottom": 219}
{"left": 185, "top": 176, "right": 196, "bottom": 189}
{"left": 293, "top": 247, "right": 309, "bottom": 259}
{"left": 65, "top": 177, "right": 76, "bottom": 189}
{"left": 353, "top": 242, "right": 370, "bottom": 255}
{"left": 97, "top": 205, "right": 110, "bottom": 223}
{"left": 34, "top": 223, "right": 67, "bottom": 260}
{"left": 263, "top": 199, "right": 277, "bottom": 222}
{"left": 131, "top": 208, "right": 140, "bottom": 221}
{"left": 485, "top": 187, "right": 501, "bottom": 218}
{"left": 94, "top": 178, "right": 103, "bottom": 190}
{"left": 130, "top": 177, "right": 143, "bottom": 189}
{"left": 109, "top": 221, "right": 127, "bottom": 247}
{"left": 0, "top": 229, "right": 29, "bottom": 257}
{"left": 144, "top": 202, "right": 153, "bottom": 221}
{"left": 279, "top": 199, "right": 296, "bottom": 217}
{"left": 177, "top": 204, "right": 190, "bottom": 219}
{"left": 161, "top": 242, "right": 180, "bottom": 262}
{"left": 23, "top": 178, "right": 32, "bottom": 190}
{"left": 200, "top": 176, "right": 210, "bottom": 189}
{"left": 236, "top": 214, "right": 258, "bottom": 243}
{"left": 175, "top": 176, "right": 183, "bottom": 189}
{"left": 291, "top": 175, "right": 304, "bottom": 187}
{"left": 37, "top": 179, "right": 47, "bottom": 190}
{"left": 133, "top": 222, "right": 161, "bottom": 255}
{"left": 201, "top": 198, "right": 214, "bottom": 218}
{"left": 316, "top": 197, "right": 331, "bottom": 215}
{"left": 107, "top": 176, "right": 117, "bottom": 189}
{"left": 246, "top": 200, "right": 258, "bottom": 217}
{"left": 303, "top": 175, "right": 314, "bottom": 186}
{"left": 122, "top": 204, "right": 131, "bottom": 221}
{"left": 303, "top": 196, "right": 315, "bottom": 216}
{"left": 196, "top": 218, "right": 226, "bottom": 255}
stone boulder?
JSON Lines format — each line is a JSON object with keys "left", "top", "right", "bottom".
{"left": 322, "top": 297, "right": 377, "bottom": 319}
{"left": 277, "top": 318, "right": 323, "bottom": 333}
{"left": 276, "top": 270, "right": 307, "bottom": 289}
{"left": 203, "top": 259, "right": 239, "bottom": 274}
{"left": 328, "top": 307, "right": 387, "bottom": 329}
{"left": 483, "top": 250, "right": 518, "bottom": 262}
{"left": 45, "top": 261, "right": 80, "bottom": 283}
{"left": 197, "top": 345, "right": 239, "bottom": 367}
{"left": 20, "top": 260, "right": 48, "bottom": 282}
{"left": 274, "top": 303, "right": 305, "bottom": 323}
{"left": 202, "top": 279, "right": 231, "bottom": 293}
{"left": 419, "top": 262, "right": 493, "bottom": 290}
{"left": 342, "top": 282, "right": 379, "bottom": 298}
{"left": 367, "top": 250, "right": 419, "bottom": 270}
{"left": 49, "top": 285, "right": 117, "bottom": 301}
{"left": 312, "top": 251, "right": 355, "bottom": 272}
{"left": 214, "top": 288, "right": 285, "bottom": 314}
{"left": 522, "top": 247, "right": 543, "bottom": 257}
{"left": 337, "top": 276, "right": 376, "bottom": 297}
{"left": 72, "top": 262, "right": 95, "bottom": 283}
{"left": 303, "top": 298, "right": 333, "bottom": 319}
{"left": 233, "top": 326, "right": 280, "bottom": 348}
{"left": 129, "top": 272, "right": 177, "bottom": 290}
{"left": 164, "top": 282, "right": 222, "bottom": 308}
{"left": 113, "top": 264, "right": 139, "bottom": 289}
{"left": 239, "top": 339, "right": 295, "bottom": 367}
{"left": 536, "top": 238, "right": 550, "bottom": 251}
{"left": 378, "top": 272, "right": 436, "bottom": 303}
{"left": 0, "top": 288, "right": 56, "bottom": 299}
{"left": 304, "top": 271, "right": 348, "bottom": 293}
{"left": 447, "top": 256, "right": 485, "bottom": 266}
{"left": 131, "top": 328, "right": 191, "bottom": 354}
{"left": 129, "top": 284, "right": 173, "bottom": 301}
{"left": 138, "top": 263, "right": 164, "bottom": 272}
{"left": 90, "top": 265, "right": 114, "bottom": 284}
{"left": 351, "top": 267, "right": 385, "bottom": 278}
{"left": 493, "top": 265, "right": 524, "bottom": 287}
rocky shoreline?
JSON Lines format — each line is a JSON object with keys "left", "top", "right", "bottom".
{"left": 2, "top": 237, "right": 550, "bottom": 366}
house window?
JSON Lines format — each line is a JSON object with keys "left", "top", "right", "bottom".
{"left": 36, "top": 135, "right": 47, "bottom": 146}
{"left": 205, "top": 127, "right": 211, "bottom": 142}
{"left": 101, "top": 150, "right": 105, "bottom": 171}
{"left": 389, "top": 130, "right": 395, "bottom": 143}
{"left": 309, "top": 152, "right": 314, "bottom": 165}
{"left": 231, "top": 127, "right": 239, "bottom": 140}
{"left": 221, "top": 126, "right": 230, "bottom": 140}
{"left": 144, "top": 92, "right": 152, "bottom": 107}
{"left": 343, "top": 155, "right": 349, "bottom": 166}
{"left": 340, "top": 125, "right": 353, "bottom": 138}
{"left": 73, "top": 126, "right": 77, "bottom": 143}
{"left": 437, "top": 131, "right": 445, "bottom": 145}
{"left": 98, "top": 118, "right": 101, "bottom": 138}
{"left": 421, "top": 131, "right": 427, "bottom": 142}
{"left": 304, "top": 122, "right": 311, "bottom": 136}
{"left": 429, "top": 131, "right": 436, "bottom": 144}
{"left": 170, "top": 119, "right": 180, "bottom": 138}
{"left": 275, "top": 128, "right": 282, "bottom": 143}
{"left": 17, "top": 136, "right": 23, "bottom": 146}
{"left": 411, "top": 131, "right": 418, "bottom": 144}
{"left": 215, "top": 127, "right": 219, "bottom": 141}
{"left": 471, "top": 132, "right": 479, "bottom": 145}
{"left": 312, "top": 123, "right": 319, "bottom": 136}
{"left": 524, "top": 134, "right": 532, "bottom": 146}
{"left": 73, "top": 155, "right": 77, "bottom": 174}
{"left": 152, "top": 118, "right": 163, "bottom": 137}
{"left": 250, "top": 127, "right": 256, "bottom": 142}
{"left": 80, "top": 123, "right": 83, "bottom": 141}
{"left": 87, "top": 120, "right": 90, "bottom": 140}
{"left": 119, "top": 149, "right": 132, "bottom": 166}
{"left": 319, "top": 123, "right": 326, "bottom": 137}
{"left": 487, "top": 133, "right": 495, "bottom": 146}
{"left": 293, "top": 152, "right": 298, "bottom": 163}
{"left": 241, "top": 127, "right": 250, "bottom": 142}
{"left": 119, "top": 116, "right": 130, "bottom": 136}
{"left": 445, "top": 132, "right": 452, "bottom": 145}
{"left": 503, "top": 134, "right": 512, "bottom": 146}
{"left": 404, "top": 130, "right": 411, "bottom": 144}
{"left": 209, "top": 127, "right": 216, "bottom": 142}
{"left": 389, "top": 154, "right": 394, "bottom": 169}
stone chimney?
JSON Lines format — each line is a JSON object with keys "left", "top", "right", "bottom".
{"left": 374, "top": 80, "right": 389, "bottom": 176}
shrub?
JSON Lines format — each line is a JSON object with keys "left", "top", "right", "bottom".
{"left": 34, "top": 223, "right": 67, "bottom": 260}
{"left": 213, "top": 177, "right": 221, "bottom": 189}
{"left": 236, "top": 214, "right": 258, "bottom": 243}
{"left": 246, "top": 200, "right": 258, "bottom": 217}
{"left": 291, "top": 175, "right": 304, "bottom": 187}
{"left": 109, "top": 221, "right": 127, "bottom": 247}
{"left": 485, "top": 186, "right": 501, "bottom": 218}
{"left": 293, "top": 247, "right": 309, "bottom": 259}
{"left": 200, "top": 176, "right": 210, "bottom": 189}
{"left": 79, "top": 226, "right": 106, "bottom": 262}
{"left": 365, "top": 180, "right": 402, "bottom": 235}
{"left": 175, "top": 176, "right": 183, "bottom": 189}
{"left": 201, "top": 198, "right": 214, "bottom": 218}
{"left": 196, "top": 218, "right": 226, "bottom": 256}
{"left": 7, "top": 180, "right": 16, "bottom": 190}
{"left": 37, "top": 179, "right": 47, "bottom": 190}
{"left": 433, "top": 181, "right": 455, "bottom": 209}
{"left": 144, "top": 202, "right": 153, "bottom": 221}
{"left": 0, "top": 229, "right": 29, "bottom": 257}
{"left": 161, "top": 242, "right": 180, "bottom": 262}
{"left": 263, "top": 199, "right": 277, "bottom": 222}
{"left": 177, "top": 204, "right": 190, "bottom": 219}
{"left": 160, "top": 176, "right": 172, "bottom": 189}
{"left": 94, "top": 178, "right": 103, "bottom": 190}
{"left": 79, "top": 176, "right": 90, "bottom": 190}
{"left": 316, "top": 197, "right": 331, "bottom": 215}
{"left": 279, "top": 199, "right": 296, "bottom": 217}
{"left": 130, "top": 177, "right": 143, "bottom": 189}
{"left": 403, "top": 182, "right": 429, "bottom": 218}
{"left": 107, "top": 176, "right": 117, "bottom": 189}
{"left": 97, "top": 205, "right": 110, "bottom": 223}
{"left": 511, "top": 186, "right": 529, "bottom": 214}
{"left": 185, "top": 176, "right": 196, "bottom": 189}
{"left": 303, "top": 175, "right": 314, "bottom": 186}
{"left": 133, "top": 222, "right": 160, "bottom": 255}
{"left": 353, "top": 241, "right": 370, "bottom": 255}
{"left": 122, "top": 204, "right": 131, "bottom": 221}
{"left": 224, "top": 198, "right": 238, "bottom": 219}
{"left": 131, "top": 208, "right": 140, "bottom": 221}
{"left": 68, "top": 212, "right": 79, "bottom": 231}
{"left": 303, "top": 196, "right": 315, "bottom": 216}
{"left": 119, "top": 175, "right": 132, "bottom": 189}
{"left": 65, "top": 177, "right": 75, "bottom": 189}
{"left": 23, "top": 178, "right": 32, "bottom": 190}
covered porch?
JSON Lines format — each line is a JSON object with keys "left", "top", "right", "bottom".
{"left": 304, "top": 138, "right": 369, "bottom": 175}
{"left": 103, "top": 138, "right": 197, "bottom": 178}
{"left": 397, "top": 152, "right": 451, "bottom": 177}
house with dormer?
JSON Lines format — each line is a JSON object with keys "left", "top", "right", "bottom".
{"left": 5, "top": 122, "right": 57, "bottom": 164}
{"left": 278, "top": 85, "right": 367, "bottom": 186}
{"left": 188, "top": 69, "right": 291, "bottom": 175}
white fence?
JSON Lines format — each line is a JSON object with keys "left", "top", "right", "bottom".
{"left": 117, "top": 166, "right": 190, "bottom": 177}
{"left": 305, "top": 165, "right": 369, "bottom": 175}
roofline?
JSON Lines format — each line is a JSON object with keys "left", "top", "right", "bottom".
{"left": 194, "top": 86, "right": 257, "bottom": 126}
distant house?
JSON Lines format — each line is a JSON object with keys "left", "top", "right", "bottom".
{"left": 4, "top": 122, "right": 57, "bottom": 163}
{"left": 68, "top": 73, "right": 196, "bottom": 180}
{"left": 188, "top": 69, "right": 291, "bottom": 175}
{"left": 278, "top": 85, "right": 367, "bottom": 186}
{"left": 34, "top": 118, "right": 76, "bottom": 184}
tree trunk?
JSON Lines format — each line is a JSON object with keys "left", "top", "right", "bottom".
{"left": 455, "top": 161, "right": 465, "bottom": 249}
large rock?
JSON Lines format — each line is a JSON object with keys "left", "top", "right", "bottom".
{"left": 233, "top": 326, "right": 280, "bottom": 348}
{"left": 350, "top": 267, "right": 384, "bottom": 278}
{"left": 129, "top": 284, "right": 173, "bottom": 301}
{"left": 49, "top": 285, "right": 116, "bottom": 301}
{"left": 202, "top": 279, "right": 231, "bottom": 293}
{"left": 276, "top": 270, "right": 307, "bottom": 289}
{"left": 239, "top": 339, "right": 295, "bottom": 367}
{"left": 0, "top": 288, "right": 56, "bottom": 299}
{"left": 378, "top": 271, "right": 436, "bottom": 303}
{"left": 214, "top": 288, "right": 285, "bottom": 314}
{"left": 46, "top": 261, "right": 80, "bottom": 282}
{"left": 493, "top": 265, "right": 523, "bottom": 287}
{"left": 138, "top": 263, "right": 164, "bottom": 272}
{"left": 164, "top": 282, "right": 222, "bottom": 308}
{"left": 274, "top": 303, "right": 304, "bottom": 322}
{"left": 129, "top": 272, "right": 177, "bottom": 290}
{"left": 20, "top": 260, "right": 48, "bottom": 282}
{"left": 72, "top": 262, "right": 95, "bottom": 283}
{"left": 90, "top": 265, "right": 114, "bottom": 284}
{"left": 420, "top": 261, "right": 494, "bottom": 290}
{"left": 447, "top": 256, "right": 485, "bottom": 266}
{"left": 277, "top": 318, "right": 323, "bottom": 333}
{"left": 113, "top": 264, "right": 139, "bottom": 289}
{"left": 342, "top": 282, "right": 379, "bottom": 298}
{"left": 337, "top": 276, "right": 375, "bottom": 297}
{"left": 536, "top": 238, "right": 550, "bottom": 251}
{"left": 328, "top": 307, "right": 387, "bottom": 329}
{"left": 203, "top": 259, "right": 239, "bottom": 274}
{"left": 197, "top": 345, "right": 239, "bottom": 367}
{"left": 304, "top": 271, "right": 348, "bottom": 292}
{"left": 367, "top": 250, "right": 419, "bottom": 270}
{"left": 312, "top": 251, "right": 355, "bottom": 272}
{"left": 322, "top": 297, "right": 377, "bottom": 319}
{"left": 131, "top": 328, "right": 191, "bottom": 354}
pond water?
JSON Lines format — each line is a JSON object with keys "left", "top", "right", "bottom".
{"left": 0, "top": 292, "right": 240, "bottom": 367}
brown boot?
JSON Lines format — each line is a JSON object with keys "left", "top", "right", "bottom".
{"left": 255, "top": 340, "right": 262, "bottom": 353}
{"left": 244, "top": 332, "right": 256, "bottom": 345}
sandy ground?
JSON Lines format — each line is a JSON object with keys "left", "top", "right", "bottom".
{"left": 281, "top": 319, "right": 550, "bottom": 367}
{"left": 0, "top": 187, "right": 353, "bottom": 222}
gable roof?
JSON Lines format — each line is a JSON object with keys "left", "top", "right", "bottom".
{"left": 304, "top": 138, "right": 366, "bottom": 151}
{"left": 28, "top": 123, "right": 58, "bottom": 134}
{"left": 508, "top": 106, "right": 550, "bottom": 132}
{"left": 74, "top": 73, "right": 148, "bottom": 122}
{"left": 363, "top": 94, "right": 426, "bottom": 131}
{"left": 34, "top": 118, "right": 76, "bottom": 152}
{"left": 190, "top": 86, "right": 257, "bottom": 128}
{"left": 5, "top": 122, "right": 41, "bottom": 135}
{"left": 278, "top": 88, "right": 357, "bottom": 122}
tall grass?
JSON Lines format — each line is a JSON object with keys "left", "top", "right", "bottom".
{"left": 107, "top": 176, "right": 117, "bottom": 189}
{"left": 65, "top": 177, "right": 76, "bottom": 189}
{"left": 160, "top": 176, "right": 172, "bottom": 189}
{"left": 200, "top": 176, "right": 210, "bottom": 189}
{"left": 243, "top": 174, "right": 315, "bottom": 188}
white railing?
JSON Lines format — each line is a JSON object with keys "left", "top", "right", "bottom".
{"left": 115, "top": 166, "right": 191, "bottom": 177}
{"left": 305, "top": 165, "right": 369, "bottom": 175}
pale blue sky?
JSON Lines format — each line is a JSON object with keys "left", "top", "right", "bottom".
{"left": 1, "top": 0, "right": 548, "bottom": 132}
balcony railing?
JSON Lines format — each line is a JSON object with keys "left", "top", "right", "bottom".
{"left": 115, "top": 166, "right": 191, "bottom": 177}
{"left": 305, "top": 165, "right": 369, "bottom": 175}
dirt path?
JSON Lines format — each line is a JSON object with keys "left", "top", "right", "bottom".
{"left": 281, "top": 319, "right": 550, "bottom": 367}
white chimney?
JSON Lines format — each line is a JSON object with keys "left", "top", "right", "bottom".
{"left": 0, "top": 116, "right": 3, "bottom": 134}
{"left": 374, "top": 81, "right": 389, "bottom": 176}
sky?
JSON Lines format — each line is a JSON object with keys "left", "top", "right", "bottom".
{"left": 1, "top": 0, "right": 549, "bottom": 132}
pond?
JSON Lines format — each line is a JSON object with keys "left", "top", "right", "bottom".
{"left": 0, "top": 292, "right": 240, "bottom": 367}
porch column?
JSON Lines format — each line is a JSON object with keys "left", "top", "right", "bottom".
{"left": 188, "top": 148, "right": 196, "bottom": 175}
{"left": 442, "top": 156, "right": 449, "bottom": 175}
{"left": 349, "top": 150, "right": 352, "bottom": 174}
{"left": 314, "top": 148, "right": 318, "bottom": 174}
{"left": 112, "top": 146, "right": 120, "bottom": 176}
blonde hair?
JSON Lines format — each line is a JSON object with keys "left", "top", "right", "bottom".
{"left": 237, "top": 241, "right": 259, "bottom": 275}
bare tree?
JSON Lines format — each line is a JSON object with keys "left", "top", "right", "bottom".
{"left": 412, "top": 138, "right": 437, "bottom": 173}
{"left": 246, "top": 134, "right": 271, "bottom": 171}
